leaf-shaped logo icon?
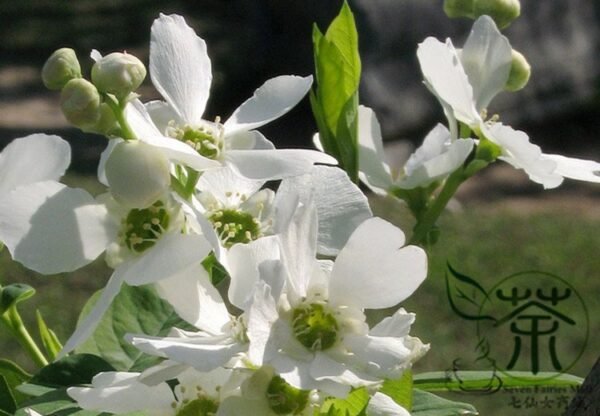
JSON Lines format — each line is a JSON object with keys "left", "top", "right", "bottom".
{"left": 446, "top": 262, "right": 496, "bottom": 323}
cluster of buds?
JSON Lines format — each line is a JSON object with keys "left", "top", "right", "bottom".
{"left": 444, "top": 0, "right": 530, "bottom": 91}
{"left": 42, "top": 48, "right": 146, "bottom": 135}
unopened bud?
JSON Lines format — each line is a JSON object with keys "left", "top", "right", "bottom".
{"left": 60, "top": 78, "right": 101, "bottom": 127}
{"left": 79, "top": 103, "right": 120, "bottom": 136}
{"left": 42, "top": 48, "right": 81, "bottom": 90}
{"left": 444, "top": 0, "right": 475, "bottom": 19}
{"left": 504, "top": 49, "right": 530, "bottom": 91}
{"left": 91, "top": 52, "right": 146, "bottom": 98}
{"left": 105, "top": 140, "right": 171, "bottom": 209}
{"left": 473, "top": 0, "right": 520, "bottom": 29}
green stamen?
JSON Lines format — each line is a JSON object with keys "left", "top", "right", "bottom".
{"left": 122, "top": 201, "right": 170, "bottom": 253}
{"left": 292, "top": 303, "right": 339, "bottom": 351}
{"left": 208, "top": 209, "right": 262, "bottom": 248}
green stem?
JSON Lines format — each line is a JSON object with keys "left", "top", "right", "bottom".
{"left": 104, "top": 95, "right": 136, "bottom": 140}
{"left": 409, "top": 168, "right": 466, "bottom": 246}
{"left": 1, "top": 307, "right": 48, "bottom": 368}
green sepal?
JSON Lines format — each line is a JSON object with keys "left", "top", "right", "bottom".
{"left": 36, "top": 310, "right": 63, "bottom": 361}
{"left": 202, "top": 252, "right": 231, "bottom": 286}
{"left": 0, "top": 284, "right": 35, "bottom": 315}
{"left": 474, "top": 136, "right": 502, "bottom": 163}
{"left": 380, "top": 370, "right": 413, "bottom": 409}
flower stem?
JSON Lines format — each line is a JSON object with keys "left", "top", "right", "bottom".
{"left": 104, "top": 95, "right": 137, "bottom": 140}
{"left": 1, "top": 306, "right": 48, "bottom": 368}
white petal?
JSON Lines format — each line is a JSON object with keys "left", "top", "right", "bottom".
{"left": 330, "top": 218, "right": 427, "bottom": 309}
{"left": 357, "top": 106, "right": 393, "bottom": 193}
{"left": 150, "top": 13, "right": 211, "bottom": 124}
{"left": 277, "top": 166, "right": 372, "bottom": 256}
{"left": 154, "top": 263, "right": 229, "bottom": 334}
{"left": 367, "top": 392, "right": 411, "bottom": 416}
{"left": 310, "top": 352, "right": 378, "bottom": 387}
{"left": 226, "top": 130, "right": 275, "bottom": 150}
{"left": 127, "top": 100, "right": 221, "bottom": 171}
{"left": 370, "top": 308, "right": 415, "bottom": 338}
{"left": 226, "top": 236, "right": 281, "bottom": 309}
{"left": 225, "top": 149, "right": 337, "bottom": 181}
{"left": 122, "top": 233, "right": 213, "bottom": 286}
{"left": 224, "top": 75, "right": 313, "bottom": 135}
{"left": 128, "top": 334, "right": 244, "bottom": 371}
{"left": 540, "top": 154, "right": 600, "bottom": 183}
{"left": 59, "top": 268, "right": 126, "bottom": 357}
{"left": 398, "top": 125, "right": 474, "bottom": 189}
{"left": 417, "top": 38, "right": 481, "bottom": 126}
{"left": 246, "top": 281, "right": 280, "bottom": 365}
{"left": 0, "top": 134, "right": 70, "bottom": 193}
{"left": 197, "top": 166, "right": 266, "bottom": 208}
{"left": 344, "top": 333, "right": 414, "bottom": 379}
{"left": 146, "top": 99, "right": 184, "bottom": 133}
{"left": 460, "top": 16, "right": 512, "bottom": 110}
{"left": 487, "top": 123, "right": 564, "bottom": 189}
{"left": 97, "top": 138, "right": 122, "bottom": 186}
{"left": 0, "top": 181, "right": 113, "bottom": 274}
{"left": 67, "top": 371, "right": 173, "bottom": 413}
{"left": 280, "top": 201, "right": 319, "bottom": 300}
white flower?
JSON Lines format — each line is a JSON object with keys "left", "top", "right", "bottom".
{"left": 356, "top": 106, "right": 473, "bottom": 194}
{"left": 128, "top": 13, "right": 336, "bottom": 180}
{"left": 417, "top": 16, "right": 600, "bottom": 188}
{"left": 245, "top": 202, "right": 428, "bottom": 396}
{"left": 366, "top": 392, "right": 411, "bottom": 416}
{"left": 68, "top": 366, "right": 232, "bottom": 415}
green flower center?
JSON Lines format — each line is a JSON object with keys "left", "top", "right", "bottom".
{"left": 175, "top": 396, "right": 219, "bottom": 416}
{"left": 172, "top": 124, "right": 224, "bottom": 160}
{"left": 122, "top": 201, "right": 170, "bottom": 253}
{"left": 208, "top": 209, "right": 262, "bottom": 248}
{"left": 292, "top": 303, "right": 339, "bottom": 351}
{"left": 266, "top": 376, "right": 310, "bottom": 415}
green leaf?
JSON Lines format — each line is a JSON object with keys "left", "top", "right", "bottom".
{"left": 0, "top": 375, "right": 17, "bottom": 414}
{"left": 311, "top": 0, "right": 361, "bottom": 182}
{"left": 29, "top": 354, "right": 115, "bottom": 388}
{"left": 320, "top": 387, "right": 369, "bottom": 416}
{"left": 446, "top": 263, "right": 496, "bottom": 322}
{"left": 0, "top": 359, "right": 31, "bottom": 404}
{"left": 37, "top": 310, "right": 63, "bottom": 361}
{"left": 380, "top": 370, "right": 413, "bottom": 409}
{"left": 76, "top": 284, "right": 193, "bottom": 371}
{"left": 411, "top": 389, "right": 478, "bottom": 415}
{"left": 0, "top": 284, "right": 35, "bottom": 314}
{"left": 414, "top": 370, "right": 583, "bottom": 392}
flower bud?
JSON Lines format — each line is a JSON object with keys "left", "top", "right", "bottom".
{"left": 60, "top": 78, "right": 101, "bottom": 127}
{"left": 444, "top": 0, "right": 475, "bottom": 19}
{"left": 91, "top": 52, "right": 146, "bottom": 98}
{"left": 473, "top": 0, "right": 520, "bottom": 29}
{"left": 504, "top": 49, "right": 530, "bottom": 91}
{"left": 41, "top": 48, "right": 81, "bottom": 90}
{"left": 79, "top": 103, "right": 120, "bottom": 136}
{"left": 105, "top": 140, "right": 171, "bottom": 209}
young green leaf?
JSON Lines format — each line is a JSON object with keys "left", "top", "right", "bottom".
{"left": 29, "top": 354, "right": 115, "bottom": 388}
{"left": 75, "top": 284, "right": 194, "bottom": 371}
{"left": 0, "top": 375, "right": 17, "bottom": 415}
{"left": 36, "top": 310, "right": 63, "bottom": 361}
{"left": 0, "top": 359, "right": 31, "bottom": 404}
{"left": 311, "top": 0, "right": 361, "bottom": 182}
{"left": 320, "top": 387, "right": 369, "bottom": 415}
{"left": 379, "top": 370, "right": 413, "bottom": 409}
